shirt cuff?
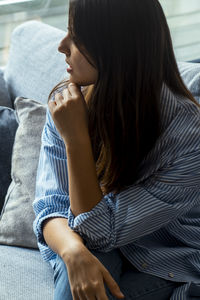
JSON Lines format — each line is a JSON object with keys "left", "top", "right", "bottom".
{"left": 33, "top": 196, "right": 70, "bottom": 261}
{"left": 67, "top": 195, "right": 116, "bottom": 251}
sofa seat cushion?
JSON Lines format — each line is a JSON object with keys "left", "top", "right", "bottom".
{"left": 0, "top": 245, "right": 54, "bottom": 299}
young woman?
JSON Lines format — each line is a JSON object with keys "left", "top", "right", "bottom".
{"left": 33, "top": 0, "right": 200, "bottom": 299}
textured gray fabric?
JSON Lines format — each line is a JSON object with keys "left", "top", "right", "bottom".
{"left": 0, "top": 69, "right": 12, "bottom": 108}
{"left": 4, "top": 20, "right": 68, "bottom": 105}
{"left": 178, "top": 61, "right": 200, "bottom": 104}
{"left": 0, "top": 97, "right": 47, "bottom": 248}
{"left": 0, "top": 245, "right": 54, "bottom": 300}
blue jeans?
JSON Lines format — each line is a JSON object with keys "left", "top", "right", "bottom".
{"left": 51, "top": 249, "right": 182, "bottom": 300}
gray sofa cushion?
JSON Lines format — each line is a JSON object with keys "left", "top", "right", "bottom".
{"left": 0, "top": 245, "right": 54, "bottom": 300}
{"left": 0, "top": 69, "right": 12, "bottom": 108}
{"left": 0, "top": 97, "right": 46, "bottom": 248}
{"left": 4, "top": 20, "right": 68, "bottom": 105}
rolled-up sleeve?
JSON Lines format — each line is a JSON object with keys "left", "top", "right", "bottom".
{"left": 33, "top": 107, "right": 69, "bottom": 262}
{"left": 68, "top": 150, "right": 200, "bottom": 252}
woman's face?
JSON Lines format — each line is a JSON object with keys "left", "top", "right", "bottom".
{"left": 58, "top": 31, "right": 98, "bottom": 86}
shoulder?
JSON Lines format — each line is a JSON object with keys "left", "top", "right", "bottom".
{"left": 159, "top": 85, "right": 199, "bottom": 159}
{"left": 160, "top": 84, "right": 200, "bottom": 131}
{"left": 137, "top": 86, "right": 200, "bottom": 182}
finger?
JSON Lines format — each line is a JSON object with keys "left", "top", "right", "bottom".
{"left": 48, "top": 99, "right": 55, "bottom": 106}
{"left": 96, "top": 293, "right": 108, "bottom": 300}
{"left": 95, "top": 282, "right": 108, "bottom": 300}
{"left": 48, "top": 99, "right": 56, "bottom": 113}
{"left": 54, "top": 92, "right": 63, "bottom": 105}
{"left": 68, "top": 82, "right": 82, "bottom": 97}
{"left": 76, "top": 289, "right": 87, "bottom": 300}
{"left": 72, "top": 290, "right": 80, "bottom": 300}
{"left": 101, "top": 268, "right": 124, "bottom": 299}
{"left": 78, "top": 289, "right": 93, "bottom": 300}
{"left": 62, "top": 87, "right": 72, "bottom": 99}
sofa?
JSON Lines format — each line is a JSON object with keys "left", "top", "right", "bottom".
{"left": 0, "top": 20, "right": 200, "bottom": 300}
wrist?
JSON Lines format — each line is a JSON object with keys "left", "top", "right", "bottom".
{"left": 64, "top": 133, "right": 91, "bottom": 152}
{"left": 61, "top": 239, "right": 86, "bottom": 264}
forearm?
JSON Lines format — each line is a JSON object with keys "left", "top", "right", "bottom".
{"left": 65, "top": 135, "right": 103, "bottom": 216}
{"left": 43, "top": 217, "right": 85, "bottom": 262}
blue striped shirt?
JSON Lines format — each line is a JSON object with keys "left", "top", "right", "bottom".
{"left": 33, "top": 84, "right": 200, "bottom": 299}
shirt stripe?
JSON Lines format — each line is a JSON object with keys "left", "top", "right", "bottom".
{"left": 33, "top": 84, "right": 200, "bottom": 299}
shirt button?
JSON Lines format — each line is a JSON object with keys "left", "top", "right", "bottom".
{"left": 168, "top": 272, "right": 174, "bottom": 278}
{"left": 141, "top": 263, "right": 148, "bottom": 269}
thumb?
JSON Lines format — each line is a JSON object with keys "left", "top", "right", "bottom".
{"left": 101, "top": 266, "right": 125, "bottom": 299}
{"left": 48, "top": 99, "right": 56, "bottom": 113}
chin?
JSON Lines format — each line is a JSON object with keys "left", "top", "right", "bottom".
{"left": 69, "top": 75, "right": 96, "bottom": 86}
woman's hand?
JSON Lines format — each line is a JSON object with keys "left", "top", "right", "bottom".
{"left": 48, "top": 83, "right": 89, "bottom": 144}
{"left": 63, "top": 245, "right": 125, "bottom": 300}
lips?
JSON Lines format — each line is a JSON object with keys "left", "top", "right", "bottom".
{"left": 65, "top": 60, "right": 72, "bottom": 68}
{"left": 65, "top": 59, "right": 73, "bottom": 73}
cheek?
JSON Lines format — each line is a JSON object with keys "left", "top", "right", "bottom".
{"left": 77, "top": 55, "right": 89, "bottom": 71}
{"left": 73, "top": 49, "right": 89, "bottom": 70}
{"left": 81, "top": 57, "right": 96, "bottom": 75}
{"left": 72, "top": 49, "right": 98, "bottom": 83}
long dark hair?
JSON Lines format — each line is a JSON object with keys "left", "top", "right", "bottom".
{"left": 49, "top": 0, "right": 199, "bottom": 195}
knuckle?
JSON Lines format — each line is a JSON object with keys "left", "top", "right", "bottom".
{"left": 71, "top": 285, "right": 79, "bottom": 293}
{"left": 62, "top": 89, "right": 68, "bottom": 96}
{"left": 82, "top": 284, "right": 90, "bottom": 293}
{"left": 92, "top": 280, "right": 101, "bottom": 289}
{"left": 76, "top": 286, "right": 81, "bottom": 294}
{"left": 71, "top": 287, "right": 76, "bottom": 294}
{"left": 54, "top": 93, "right": 60, "bottom": 99}
{"left": 73, "top": 95, "right": 79, "bottom": 101}
{"left": 82, "top": 281, "right": 100, "bottom": 293}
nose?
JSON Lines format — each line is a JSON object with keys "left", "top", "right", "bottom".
{"left": 58, "top": 35, "right": 70, "bottom": 56}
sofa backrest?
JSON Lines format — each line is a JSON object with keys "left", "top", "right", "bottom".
{"left": 4, "top": 21, "right": 68, "bottom": 105}
{"left": 178, "top": 62, "right": 200, "bottom": 104}
{"left": 3, "top": 20, "right": 200, "bottom": 106}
